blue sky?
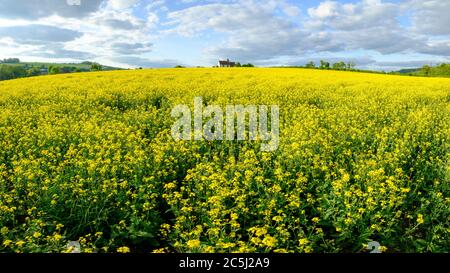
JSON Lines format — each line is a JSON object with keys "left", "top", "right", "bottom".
{"left": 0, "top": 0, "right": 449, "bottom": 71}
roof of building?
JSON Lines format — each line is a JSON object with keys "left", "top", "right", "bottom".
{"left": 219, "top": 59, "right": 235, "bottom": 65}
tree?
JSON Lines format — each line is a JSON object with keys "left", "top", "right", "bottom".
{"left": 26, "top": 67, "right": 41, "bottom": 77}
{"left": 90, "top": 63, "right": 102, "bottom": 71}
{"left": 60, "top": 66, "right": 75, "bottom": 73}
{"left": 305, "top": 61, "right": 316, "bottom": 68}
{"left": 235, "top": 62, "right": 242, "bottom": 67}
{"left": 1, "top": 58, "right": 20, "bottom": 64}
{"left": 241, "top": 63, "right": 254, "bottom": 67}
{"left": 49, "top": 66, "right": 61, "bottom": 74}
{"left": 0, "top": 64, "right": 26, "bottom": 81}
{"left": 347, "top": 62, "right": 356, "bottom": 70}
{"left": 320, "top": 60, "right": 330, "bottom": 69}
{"left": 422, "top": 65, "right": 431, "bottom": 76}
{"left": 332, "top": 61, "right": 346, "bottom": 70}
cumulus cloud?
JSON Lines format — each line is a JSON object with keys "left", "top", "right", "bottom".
{"left": 419, "top": 41, "right": 450, "bottom": 56}
{"left": 166, "top": 1, "right": 299, "bottom": 36}
{"left": 331, "top": 27, "right": 426, "bottom": 55}
{"left": 165, "top": 0, "right": 450, "bottom": 63}
{"left": 409, "top": 0, "right": 450, "bottom": 36}
{"left": 0, "top": 0, "right": 104, "bottom": 19}
{"left": 303, "top": 0, "right": 433, "bottom": 56}
{"left": 0, "top": 25, "right": 82, "bottom": 43}
{"left": 165, "top": 0, "right": 434, "bottom": 62}
{"left": 100, "top": 18, "right": 137, "bottom": 30}
{"left": 14, "top": 4, "right": 156, "bottom": 64}
{"left": 110, "top": 42, "right": 153, "bottom": 54}
{"left": 0, "top": 25, "right": 92, "bottom": 60}
{"left": 31, "top": 46, "right": 95, "bottom": 59}
{"left": 166, "top": 1, "right": 311, "bottom": 62}
{"left": 0, "top": 0, "right": 158, "bottom": 66}
{"left": 108, "top": 0, "right": 139, "bottom": 10}
{"left": 306, "top": 0, "right": 399, "bottom": 31}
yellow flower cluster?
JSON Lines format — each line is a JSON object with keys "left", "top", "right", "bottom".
{"left": 0, "top": 68, "right": 448, "bottom": 253}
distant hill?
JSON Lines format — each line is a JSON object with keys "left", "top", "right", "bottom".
{"left": 395, "top": 68, "right": 421, "bottom": 75}
{"left": 394, "top": 64, "right": 450, "bottom": 78}
{"left": 0, "top": 60, "right": 124, "bottom": 81}
{"left": 1, "top": 61, "right": 122, "bottom": 71}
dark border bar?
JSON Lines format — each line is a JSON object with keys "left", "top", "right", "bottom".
{"left": 0, "top": 253, "right": 444, "bottom": 272}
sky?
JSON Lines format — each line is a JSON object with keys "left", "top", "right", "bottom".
{"left": 0, "top": 0, "right": 449, "bottom": 71}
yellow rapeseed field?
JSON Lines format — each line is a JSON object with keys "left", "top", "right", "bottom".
{"left": 0, "top": 68, "right": 449, "bottom": 253}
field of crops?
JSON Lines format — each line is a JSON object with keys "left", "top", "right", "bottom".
{"left": 0, "top": 68, "right": 449, "bottom": 253}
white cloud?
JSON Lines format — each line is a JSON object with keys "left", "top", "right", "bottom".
{"left": 0, "top": 37, "right": 42, "bottom": 57}
{"left": 165, "top": 0, "right": 309, "bottom": 62}
{"left": 0, "top": 24, "right": 82, "bottom": 43}
{"left": 0, "top": 0, "right": 104, "bottom": 19}
{"left": 308, "top": 1, "right": 339, "bottom": 19}
{"left": 280, "top": 1, "right": 301, "bottom": 17}
{"left": 408, "top": 0, "right": 450, "bottom": 36}
{"left": 0, "top": 3, "right": 157, "bottom": 65}
{"left": 164, "top": 0, "right": 450, "bottom": 63}
{"left": 0, "top": 24, "right": 93, "bottom": 60}
{"left": 108, "top": 0, "right": 139, "bottom": 10}
{"left": 110, "top": 42, "right": 153, "bottom": 54}
{"left": 166, "top": 1, "right": 298, "bottom": 36}
{"left": 306, "top": 0, "right": 399, "bottom": 31}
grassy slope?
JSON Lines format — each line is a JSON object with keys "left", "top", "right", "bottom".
{"left": 397, "top": 64, "right": 450, "bottom": 78}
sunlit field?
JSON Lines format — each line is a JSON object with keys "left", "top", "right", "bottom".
{"left": 0, "top": 68, "right": 449, "bottom": 253}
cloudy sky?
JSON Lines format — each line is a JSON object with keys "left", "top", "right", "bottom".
{"left": 0, "top": 0, "right": 449, "bottom": 70}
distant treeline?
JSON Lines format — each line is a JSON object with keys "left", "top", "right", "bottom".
{"left": 277, "top": 60, "right": 357, "bottom": 71}
{"left": 305, "top": 60, "right": 356, "bottom": 70}
{"left": 0, "top": 58, "right": 20, "bottom": 64}
{"left": 234, "top": 62, "right": 255, "bottom": 67}
{"left": 0, "top": 59, "right": 113, "bottom": 81}
{"left": 396, "top": 63, "right": 450, "bottom": 78}
{"left": 280, "top": 60, "right": 450, "bottom": 78}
